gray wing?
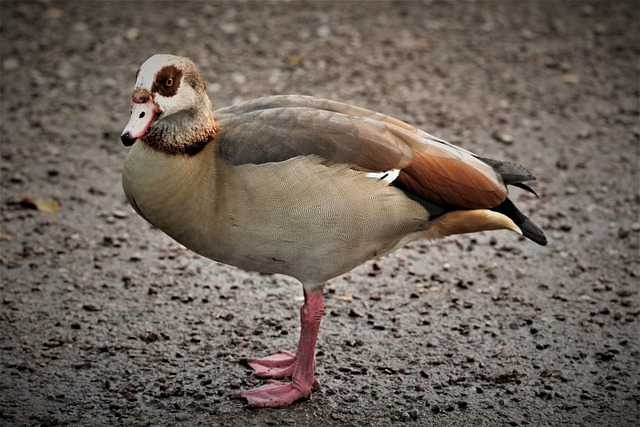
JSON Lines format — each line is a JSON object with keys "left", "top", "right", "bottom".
{"left": 213, "top": 95, "right": 510, "bottom": 208}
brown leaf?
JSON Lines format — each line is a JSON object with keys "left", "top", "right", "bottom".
{"left": 288, "top": 56, "right": 305, "bottom": 65}
{"left": 0, "top": 231, "right": 11, "bottom": 240}
{"left": 19, "top": 197, "right": 61, "bottom": 213}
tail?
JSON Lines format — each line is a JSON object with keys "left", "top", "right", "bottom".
{"left": 424, "top": 204, "right": 546, "bottom": 246}
{"left": 491, "top": 198, "right": 547, "bottom": 246}
{"left": 414, "top": 155, "right": 547, "bottom": 245}
{"left": 477, "top": 156, "right": 547, "bottom": 246}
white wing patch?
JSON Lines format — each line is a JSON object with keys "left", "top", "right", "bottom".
{"left": 366, "top": 169, "right": 400, "bottom": 184}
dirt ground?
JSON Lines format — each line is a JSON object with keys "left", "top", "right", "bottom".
{"left": 1, "top": 1, "right": 638, "bottom": 426}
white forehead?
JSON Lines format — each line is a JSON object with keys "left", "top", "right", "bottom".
{"left": 136, "top": 54, "right": 185, "bottom": 89}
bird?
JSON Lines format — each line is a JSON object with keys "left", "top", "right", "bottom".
{"left": 120, "top": 54, "right": 547, "bottom": 408}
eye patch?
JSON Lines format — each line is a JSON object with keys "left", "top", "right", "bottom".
{"left": 152, "top": 64, "right": 183, "bottom": 97}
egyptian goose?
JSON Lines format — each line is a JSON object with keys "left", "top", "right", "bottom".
{"left": 120, "top": 54, "right": 546, "bottom": 408}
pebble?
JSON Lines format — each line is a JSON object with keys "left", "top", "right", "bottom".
{"left": 493, "top": 131, "right": 514, "bottom": 145}
{"left": 556, "top": 156, "right": 568, "bottom": 170}
{"left": 563, "top": 74, "right": 581, "bottom": 84}
{"left": 175, "top": 412, "right": 190, "bottom": 421}
{"left": 73, "top": 22, "right": 88, "bottom": 32}
{"left": 3, "top": 57, "right": 19, "bottom": 71}
{"left": 220, "top": 23, "right": 239, "bottom": 34}
{"left": 231, "top": 72, "right": 247, "bottom": 85}
{"left": 112, "top": 210, "right": 128, "bottom": 219}
{"left": 316, "top": 25, "right": 331, "bottom": 39}
{"left": 348, "top": 308, "right": 364, "bottom": 318}
{"left": 565, "top": 186, "right": 578, "bottom": 195}
{"left": 124, "top": 28, "right": 140, "bottom": 40}
{"left": 581, "top": 4, "right": 594, "bottom": 16}
{"left": 43, "top": 8, "right": 63, "bottom": 19}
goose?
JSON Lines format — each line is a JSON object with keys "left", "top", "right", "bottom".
{"left": 120, "top": 54, "right": 546, "bottom": 408}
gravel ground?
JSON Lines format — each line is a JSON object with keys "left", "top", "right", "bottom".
{"left": 1, "top": 1, "right": 638, "bottom": 426}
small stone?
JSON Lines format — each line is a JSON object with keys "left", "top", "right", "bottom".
{"left": 349, "top": 308, "right": 364, "bottom": 318}
{"left": 175, "top": 412, "right": 190, "bottom": 421}
{"left": 562, "top": 74, "right": 580, "bottom": 84}
{"left": 556, "top": 156, "right": 568, "bottom": 170}
{"left": 596, "top": 350, "right": 615, "bottom": 361}
{"left": 221, "top": 312, "right": 234, "bottom": 321}
{"left": 580, "top": 4, "right": 594, "bottom": 16}
{"left": 124, "top": 28, "right": 140, "bottom": 40}
{"left": 565, "top": 186, "right": 578, "bottom": 195}
{"left": 112, "top": 210, "right": 128, "bottom": 219}
{"left": 231, "top": 72, "right": 247, "bottom": 85}
{"left": 330, "top": 413, "right": 343, "bottom": 421}
{"left": 176, "top": 17, "right": 189, "bottom": 28}
{"left": 73, "top": 22, "right": 88, "bottom": 32}
{"left": 220, "top": 23, "right": 238, "bottom": 34}
{"left": 493, "top": 131, "right": 514, "bottom": 145}
{"left": 521, "top": 28, "right": 534, "bottom": 40}
{"left": 141, "top": 330, "right": 159, "bottom": 343}
{"left": 559, "top": 223, "right": 572, "bottom": 231}
{"left": 3, "top": 57, "right": 19, "bottom": 71}
{"left": 43, "top": 8, "right": 64, "bottom": 19}
{"left": 316, "top": 25, "right": 331, "bottom": 39}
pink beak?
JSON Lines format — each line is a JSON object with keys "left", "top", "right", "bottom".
{"left": 120, "top": 90, "right": 157, "bottom": 146}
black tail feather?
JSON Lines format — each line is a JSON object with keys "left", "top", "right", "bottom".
{"left": 478, "top": 157, "right": 536, "bottom": 185}
{"left": 511, "top": 182, "right": 539, "bottom": 198}
{"left": 492, "top": 198, "right": 547, "bottom": 246}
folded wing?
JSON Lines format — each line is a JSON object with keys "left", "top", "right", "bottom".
{"left": 214, "top": 95, "right": 515, "bottom": 209}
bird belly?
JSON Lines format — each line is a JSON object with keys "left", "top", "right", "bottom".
{"left": 123, "top": 146, "right": 429, "bottom": 284}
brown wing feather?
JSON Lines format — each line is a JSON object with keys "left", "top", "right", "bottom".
{"left": 215, "top": 107, "right": 413, "bottom": 172}
{"left": 214, "top": 95, "right": 508, "bottom": 209}
{"left": 396, "top": 153, "right": 507, "bottom": 208}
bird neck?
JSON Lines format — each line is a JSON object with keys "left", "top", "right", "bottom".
{"left": 142, "top": 109, "right": 220, "bottom": 156}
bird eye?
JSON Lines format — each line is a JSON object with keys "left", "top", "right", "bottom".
{"left": 165, "top": 77, "right": 173, "bottom": 87}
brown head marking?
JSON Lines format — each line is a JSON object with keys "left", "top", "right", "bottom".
{"left": 151, "top": 65, "right": 183, "bottom": 97}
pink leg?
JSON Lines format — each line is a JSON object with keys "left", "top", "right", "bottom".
{"left": 233, "top": 288, "right": 325, "bottom": 407}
